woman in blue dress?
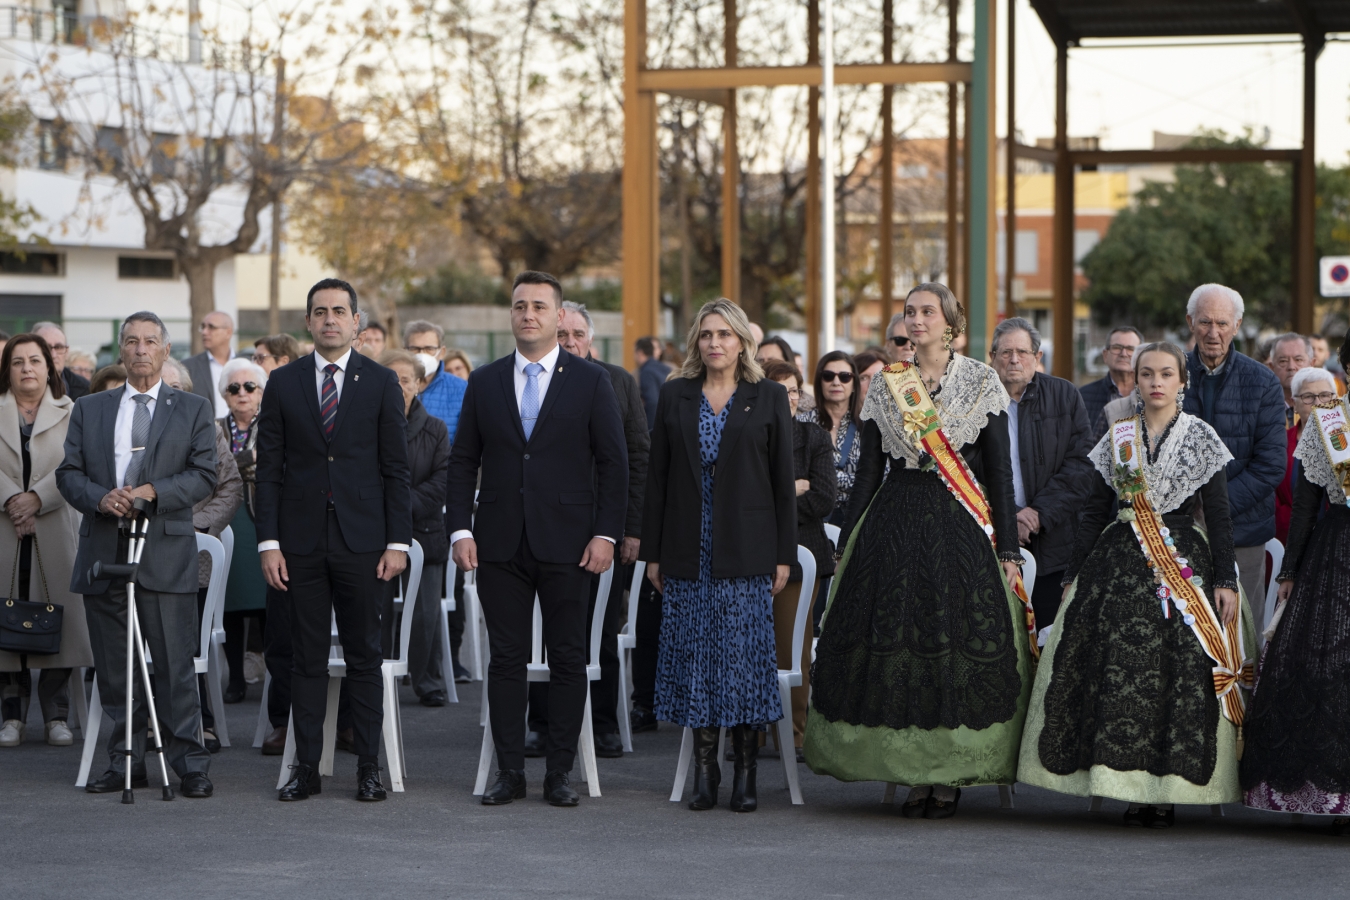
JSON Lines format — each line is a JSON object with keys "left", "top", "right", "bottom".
{"left": 641, "top": 298, "right": 797, "bottom": 812}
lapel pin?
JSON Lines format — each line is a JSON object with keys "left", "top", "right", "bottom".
{"left": 558, "top": 366, "right": 564, "bottom": 371}
{"left": 354, "top": 374, "right": 360, "bottom": 382}
{"left": 744, "top": 406, "right": 750, "bottom": 412}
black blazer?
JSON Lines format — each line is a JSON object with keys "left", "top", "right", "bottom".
{"left": 640, "top": 376, "right": 796, "bottom": 580}
{"left": 406, "top": 397, "right": 451, "bottom": 564}
{"left": 792, "top": 418, "right": 837, "bottom": 580}
{"left": 254, "top": 352, "right": 412, "bottom": 556}
{"left": 595, "top": 358, "right": 650, "bottom": 538}
{"left": 57, "top": 384, "right": 217, "bottom": 594}
{"left": 446, "top": 348, "right": 628, "bottom": 566}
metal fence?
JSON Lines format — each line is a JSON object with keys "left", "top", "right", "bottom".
{"left": 0, "top": 316, "right": 193, "bottom": 366}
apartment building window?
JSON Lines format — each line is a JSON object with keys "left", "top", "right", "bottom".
{"left": 0, "top": 252, "right": 62, "bottom": 275}
{"left": 1015, "top": 230, "right": 1039, "bottom": 275}
{"left": 95, "top": 126, "right": 124, "bottom": 174}
{"left": 118, "top": 256, "right": 176, "bottom": 280}
{"left": 151, "top": 133, "right": 178, "bottom": 178}
{"left": 37, "top": 120, "right": 67, "bottom": 171}
{"left": 1074, "top": 229, "right": 1101, "bottom": 264}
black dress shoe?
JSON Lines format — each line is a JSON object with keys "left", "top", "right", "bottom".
{"left": 356, "top": 763, "right": 387, "bottom": 801}
{"left": 1147, "top": 806, "right": 1175, "bottom": 828}
{"left": 202, "top": 729, "right": 221, "bottom": 753}
{"left": 420, "top": 691, "right": 448, "bottom": 707}
{"left": 223, "top": 685, "right": 246, "bottom": 704}
{"left": 278, "top": 763, "right": 321, "bottom": 801}
{"left": 630, "top": 706, "right": 658, "bottom": 734}
{"left": 452, "top": 662, "right": 473, "bottom": 684}
{"left": 181, "top": 772, "right": 213, "bottom": 798}
{"left": 523, "top": 731, "right": 545, "bottom": 758}
{"left": 924, "top": 788, "right": 961, "bottom": 820}
{"left": 481, "top": 769, "right": 526, "bottom": 805}
{"left": 594, "top": 732, "right": 624, "bottom": 758}
{"left": 1123, "top": 806, "right": 1152, "bottom": 827}
{"left": 544, "top": 769, "right": 579, "bottom": 807}
{"left": 86, "top": 770, "right": 148, "bottom": 793}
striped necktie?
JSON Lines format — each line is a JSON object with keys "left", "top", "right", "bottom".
{"left": 123, "top": 393, "right": 152, "bottom": 486}
{"left": 321, "top": 363, "right": 339, "bottom": 439}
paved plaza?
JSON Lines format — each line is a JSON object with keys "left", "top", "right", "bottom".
{"left": 6, "top": 682, "right": 1346, "bottom": 899}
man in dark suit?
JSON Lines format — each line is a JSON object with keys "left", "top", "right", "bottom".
{"left": 449, "top": 270, "right": 627, "bottom": 807}
{"left": 255, "top": 278, "right": 412, "bottom": 802}
{"left": 32, "top": 321, "right": 89, "bottom": 400}
{"left": 633, "top": 336, "right": 670, "bottom": 431}
{"left": 57, "top": 311, "right": 218, "bottom": 797}
{"left": 523, "top": 301, "right": 648, "bottom": 759}
{"left": 182, "top": 311, "right": 236, "bottom": 420}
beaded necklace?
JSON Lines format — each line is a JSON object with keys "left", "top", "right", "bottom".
{"left": 1139, "top": 406, "right": 1181, "bottom": 466}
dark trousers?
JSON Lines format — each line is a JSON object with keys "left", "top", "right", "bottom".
{"left": 631, "top": 574, "right": 662, "bottom": 711}
{"left": 528, "top": 561, "right": 626, "bottom": 737}
{"left": 223, "top": 610, "right": 266, "bottom": 691}
{"left": 1032, "top": 570, "right": 1066, "bottom": 633}
{"left": 85, "top": 584, "right": 208, "bottom": 777}
{"left": 287, "top": 509, "right": 384, "bottom": 765}
{"left": 449, "top": 568, "right": 466, "bottom": 663}
{"left": 478, "top": 531, "right": 591, "bottom": 772}
{"left": 264, "top": 585, "right": 292, "bottom": 728}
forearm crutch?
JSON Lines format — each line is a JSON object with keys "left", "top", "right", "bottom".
{"left": 91, "top": 498, "right": 174, "bottom": 803}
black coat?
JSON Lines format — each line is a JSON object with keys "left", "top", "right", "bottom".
{"left": 254, "top": 351, "right": 413, "bottom": 555}
{"left": 595, "top": 357, "right": 650, "bottom": 538}
{"left": 1012, "top": 371, "right": 1095, "bottom": 575}
{"left": 405, "top": 397, "right": 450, "bottom": 564}
{"left": 61, "top": 367, "right": 89, "bottom": 401}
{"left": 446, "top": 348, "right": 628, "bottom": 565}
{"left": 792, "top": 418, "right": 837, "bottom": 580}
{"left": 638, "top": 358, "right": 671, "bottom": 430}
{"left": 640, "top": 376, "right": 797, "bottom": 579}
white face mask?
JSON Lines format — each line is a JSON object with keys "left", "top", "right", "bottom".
{"left": 415, "top": 354, "right": 440, "bottom": 383}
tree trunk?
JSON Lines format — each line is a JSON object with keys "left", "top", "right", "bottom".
{"left": 180, "top": 257, "right": 218, "bottom": 354}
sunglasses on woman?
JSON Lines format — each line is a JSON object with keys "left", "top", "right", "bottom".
{"left": 821, "top": 370, "right": 854, "bottom": 384}
{"left": 226, "top": 382, "right": 259, "bottom": 395}
{"left": 889, "top": 335, "right": 911, "bottom": 348}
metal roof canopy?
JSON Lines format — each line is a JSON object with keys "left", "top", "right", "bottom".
{"left": 1016, "top": 0, "right": 1330, "bottom": 380}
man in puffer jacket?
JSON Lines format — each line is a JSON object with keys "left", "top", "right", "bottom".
{"left": 1181, "top": 283, "right": 1286, "bottom": 630}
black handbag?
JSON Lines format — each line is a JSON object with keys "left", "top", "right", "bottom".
{"left": 0, "top": 537, "right": 62, "bottom": 655}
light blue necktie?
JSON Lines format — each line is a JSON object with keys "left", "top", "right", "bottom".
{"left": 521, "top": 362, "right": 544, "bottom": 440}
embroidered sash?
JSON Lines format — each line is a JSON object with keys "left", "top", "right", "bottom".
{"left": 882, "top": 362, "right": 1037, "bottom": 658}
{"left": 1111, "top": 418, "right": 1251, "bottom": 725}
{"left": 1311, "top": 399, "right": 1350, "bottom": 507}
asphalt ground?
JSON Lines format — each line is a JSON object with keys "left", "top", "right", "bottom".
{"left": 5, "top": 678, "right": 1346, "bottom": 900}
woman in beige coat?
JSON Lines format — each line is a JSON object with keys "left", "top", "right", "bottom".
{"left": 0, "top": 334, "right": 91, "bottom": 747}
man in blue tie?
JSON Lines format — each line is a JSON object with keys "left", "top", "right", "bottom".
{"left": 448, "top": 270, "right": 628, "bottom": 807}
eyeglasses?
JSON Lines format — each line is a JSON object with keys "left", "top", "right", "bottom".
{"left": 1105, "top": 343, "right": 1137, "bottom": 355}
{"left": 405, "top": 344, "right": 441, "bottom": 355}
{"left": 783, "top": 387, "right": 800, "bottom": 397}
{"left": 199, "top": 322, "right": 227, "bottom": 331}
{"left": 821, "top": 370, "right": 854, "bottom": 384}
{"left": 226, "top": 382, "right": 259, "bottom": 395}
{"left": 889, "top": 335, "right": 910, "bottom": 348}
{"left": 47, "top": 343, "right": 68, "bottom": 352}
{"left": 996, "top": 348, "right": 1037, "bottom": 361}
{"left": 1296, "top": 391, "right": 1338, "bottom": 404}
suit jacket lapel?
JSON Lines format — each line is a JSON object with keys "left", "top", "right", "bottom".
{"left": 499, "top": 357, "right": 526, "bottom": 443}
{"left": 714, "top": 379, "right": 758, "bottom": 473}
{"left": 679, "top": 378, "right": 701, "bottom": 486}
{"left": 30, "top": 392, "right": 70, "bottom": 440}
{"left": 144, "top": 384, "right": 180, "bottom": 467}
{"left": 530, "top": 349, "right": 573, "bottom": 442}
{"left": 329, "top": 352, "right": 363, "bottom": 440}
{"left": 0, "top": 393, "right": 19, "bottom": 457}
{"left": 103, "top": 388, "right": 122, "bottom": 485}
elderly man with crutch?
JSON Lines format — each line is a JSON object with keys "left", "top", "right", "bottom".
{"left": 58, "top": 311, "right": 218, "bottom": 798}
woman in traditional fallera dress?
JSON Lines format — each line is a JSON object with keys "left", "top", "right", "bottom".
{"left": 1018, "top": 342, "right": 1256, "bottom": 828}
{"left": 1241, "top": 355, "right": 1350, "bottom": 835}
{"left": 805, "top": 283, "right": 1032, "bottom": 820}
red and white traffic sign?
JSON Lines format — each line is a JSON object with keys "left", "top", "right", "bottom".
{"left": 1321, "top": 256, "right": 1350, "bottom": 298}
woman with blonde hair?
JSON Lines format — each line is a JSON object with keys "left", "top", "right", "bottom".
{"left": 640, "top": 298, "right": 797, "bottom": 812}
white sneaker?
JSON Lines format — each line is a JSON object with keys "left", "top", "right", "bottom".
{"left": 45, "top": 719, "right": 73, "bottom": 746}
{"left": 243, "top": 650, "right": 265, "bottom": 685}
{"left": 0, "top": 719, "right": 24, "bottom": 747}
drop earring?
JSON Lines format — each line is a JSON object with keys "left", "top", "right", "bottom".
{"left": 1176, "top": 386, "right": 1186, "bottom": 409}
{"left": 942, "top": 327, "right": 954, "bottom": 352}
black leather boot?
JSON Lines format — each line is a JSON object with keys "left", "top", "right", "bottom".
{"left": 688, "top": 727, "right": 721, "bottom": 811}
{"left": 729, "top": 725, "right": 758, "bottom": 812}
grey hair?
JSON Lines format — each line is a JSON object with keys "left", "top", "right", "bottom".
{"left": 161, "top": 357, "right": 192, "bottom": 392}
{"left": 119, "top": 311, "right": 170, "bottom": 344}
{"left": 402, "top": 319, "right": 444, "bottom": 345}
{"left": 886, "top": 311, "right": 906, "bottom": 336}
{"left": 561, "top": 301, "right": 595, "bottom": 338}
{"left": 218, "top": 357, "right": 267, "bottom": 398}
{"left": 1269, "top": 331, "right": 1313, "bottom": 359}
{"left": 31, "top": 320, "right": 62, "bottom": 336}
{"left": 991, "top": 316, "right": 1042, "bottom": 354}
{"left": 1291, "top": 365, "right": 1336, "bottom": 400}
{"left": 1186, "top": 284, "right": 1245, "bottom": 321}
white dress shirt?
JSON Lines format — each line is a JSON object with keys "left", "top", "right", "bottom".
{"left": 449, "top": 344, "right": 613, "bottom": 548}
{"left": 257, "top": 348, "right": 409, "bottom": 555}
{"left": 114, "top": 379, "right": 162, "bottom": 487}
{"left": 208, "top": 349, "right": 235, "bottom": 419}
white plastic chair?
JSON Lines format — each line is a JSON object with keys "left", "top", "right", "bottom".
{"left": 435, "top": 564, "right": 460, "bottom": 704}
{"left": 472, "top": 565, "right": 615, "bottom": 798}
{"left": 275, "top": 540, "right": 424, "bottom": 793}
{"left": 614, "top": 563, "right": 646, "bottom": 752}
{"left": 76, "top": 530, "right": 231, "bottom": 786}
{"left": 1261, "top": 537, "right": 1285, "bottom": 644}
{"left": 670, "top": 545, "right": 816, "bottom": 806}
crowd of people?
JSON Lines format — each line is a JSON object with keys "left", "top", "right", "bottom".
{"left": 2, "top": 275, "right": 1347, "bottom": 833}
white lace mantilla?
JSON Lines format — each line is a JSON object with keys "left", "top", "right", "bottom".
{"left": 1293, "top": 402, "right": 1349, "bottom": 505}
{"left": 1089, "top": 412, "right": 1233, "bottom": 514}
{"left": 859, "top": 353, "right": 1010, "bottom": 466}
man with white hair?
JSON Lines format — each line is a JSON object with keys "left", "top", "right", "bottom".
{"left": 1182, "top": 284, "right": 1287, "bottom": 628}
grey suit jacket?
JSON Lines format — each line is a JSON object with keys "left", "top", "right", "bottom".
{"left": 182, "top": 351, "right": 217, "bottom": 406}
{"left": 57, "top": 383, "right": 218, "bottom": 595}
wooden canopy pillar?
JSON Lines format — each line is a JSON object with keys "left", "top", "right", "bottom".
{"left": 1292, "top": 34, "right": 1322, "bottom": 335}
{"left": 721, "top": 0, "right": 740, "bottom": 304}
{"left": 878, "top": 0, "right": 895, "bottom": 337}
{"left": 1004, "top": 0, "right": 1016, "bottom": 319}
{"left": 621, "top": 0, "right": 659, "bottom": 369}
{"left": 1050, "top": 37, "right": 1074, "bottom": 380}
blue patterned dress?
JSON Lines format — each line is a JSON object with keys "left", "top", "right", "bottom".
{"left": 654, "top": 392, "right": 783, "bottom": 730}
